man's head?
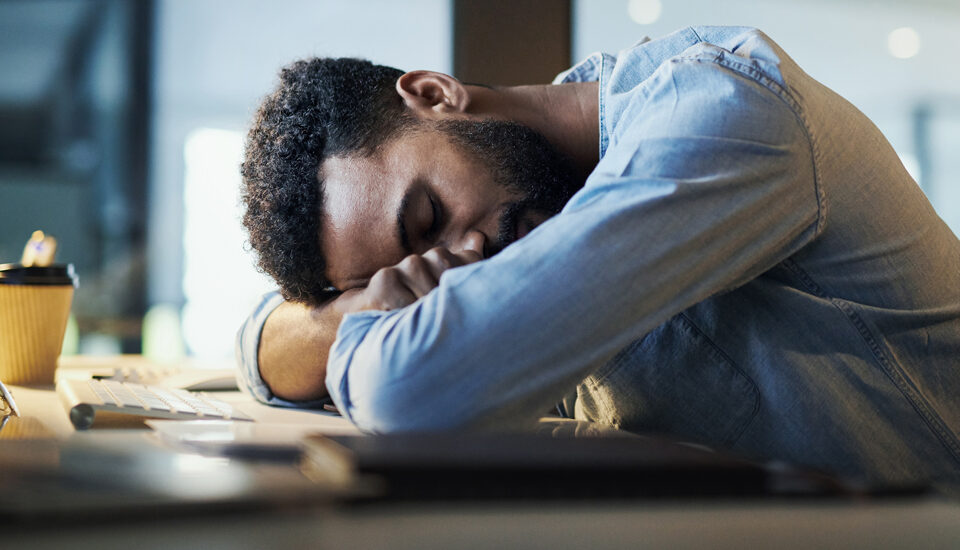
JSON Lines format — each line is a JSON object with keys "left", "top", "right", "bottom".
{"left": 241, "top": 58, "right": 579, "bottom": 305}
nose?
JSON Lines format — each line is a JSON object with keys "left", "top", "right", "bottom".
{"left": 451, "top": 229, "right": 486, "bottom": 258}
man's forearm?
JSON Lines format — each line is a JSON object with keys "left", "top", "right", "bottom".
{"left": 257, "top": 246, "right": 481, "bottom": 403}
{"left": 258, "top": 299, "right": 343, "bottom": 401}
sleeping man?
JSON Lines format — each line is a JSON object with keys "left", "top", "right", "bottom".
{"left": 236, "top": 26, "right": 960, "bottom": 490}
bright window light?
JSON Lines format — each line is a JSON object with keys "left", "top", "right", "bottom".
{"left": 627, "top": 0, "right": 661, "bottom": 25}
{"left": 887, "top": 27, "right": 920, "bottom": 59}
{"left": 898, "top": 152, "right": 921, "bottom": 184}
{"left": 182, "top": 128, "right": 277, "bottom": 359}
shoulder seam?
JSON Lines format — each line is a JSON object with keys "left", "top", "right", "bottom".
{"left": 670, "top": 52, "right": 826, "bottom": 239}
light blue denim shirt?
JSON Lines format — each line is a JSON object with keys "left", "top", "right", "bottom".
{"left": 238, "top": 26, "right": 960, "bottom": 489}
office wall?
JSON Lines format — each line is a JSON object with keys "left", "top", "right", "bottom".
{"left": 150, "top": 0, "right": 452, "bottom": 357}
{"left": 0, "top": 0, "right": 151, "bottom": 354}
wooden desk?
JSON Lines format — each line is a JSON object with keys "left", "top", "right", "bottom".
{"left": 4, "top": 356, "right": 960, "bottom": 549}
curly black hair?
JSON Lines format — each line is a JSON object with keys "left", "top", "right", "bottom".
{"left": 240, "top": 58, "right": 413, "bottom": 305}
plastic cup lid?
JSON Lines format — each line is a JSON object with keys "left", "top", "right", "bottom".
{"left": 0, "top": 263, "right": 78, "bottom": 286}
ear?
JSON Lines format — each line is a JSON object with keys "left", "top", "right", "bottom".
{"left": 396, "top": 71, "right": 469, "bottom": 117}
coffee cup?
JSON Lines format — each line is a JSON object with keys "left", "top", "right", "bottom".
{"left": 0, "top": 263, "right": 78, "bottom": 385}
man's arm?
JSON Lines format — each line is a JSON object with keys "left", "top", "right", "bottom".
{"left": 257, "top": 299, "right": 339, "bottom": 402}
{"left": 239, "top": 248, "right": 482, "bottom": 404}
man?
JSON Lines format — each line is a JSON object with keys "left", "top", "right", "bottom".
{"left": 237, "top": 26, "right": 960, "bottom": 490}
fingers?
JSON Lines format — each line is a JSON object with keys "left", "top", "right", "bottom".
{"left": 394, "top": 247, "right": 483, "bottom": 297}
{"left": 358, "top": 253, "right": 443, "bottom": 312}
{"left": 352, "top": 246, "right": 485, "bottom": 312}
{"left": 395, "top": 254, "right": 440, "bottom": 298}
{"left": 420, "top": 247, "right": 467, "bottom": 281}
{"left": 364, "top": 267, "right": 418, "bottom": 310}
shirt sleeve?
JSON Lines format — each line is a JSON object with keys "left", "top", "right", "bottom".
{"left": 235, "top": 290, "right": 330, "bottom": 408}
{"left": 325, "top": 53, "right": 822, "bottom": 433}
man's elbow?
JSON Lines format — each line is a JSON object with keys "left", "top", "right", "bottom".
{"left": 346, "top": 374, "right": 480, "bottom": 434}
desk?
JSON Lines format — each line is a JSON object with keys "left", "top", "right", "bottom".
{"left": 4, "top": 357, "right": 960, "bottom": 549}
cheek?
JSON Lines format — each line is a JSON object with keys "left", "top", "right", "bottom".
{"left": 447, "top": 171, "right": 507, "bottom": 207}
{"left": 324, "top": 224, "right": 406, "bottom": 286}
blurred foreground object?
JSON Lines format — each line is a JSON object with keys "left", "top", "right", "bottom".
{"left": 20, "top": 230, "right": 57, "bottom": 268}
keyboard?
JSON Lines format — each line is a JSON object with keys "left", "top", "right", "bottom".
{"left": 98, "top": 363, "right": 183, "bottom": 384}
{"left": 92, "top": 364, "right": 239, "bottom": 391}
{"left": 57, "top": 378, "right": 253, "bottom": 430}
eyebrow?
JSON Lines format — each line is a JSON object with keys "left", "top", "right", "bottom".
{"left": 396, "top": 187, "right": 414, "bottom": 256}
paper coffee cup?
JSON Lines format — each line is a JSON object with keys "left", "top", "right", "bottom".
{"left": 0, "top": 263, "right": 78, "bottom": 385}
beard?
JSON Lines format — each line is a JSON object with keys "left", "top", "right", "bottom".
{"left": 435, "top": 118, "right": 581, "bottom": 255}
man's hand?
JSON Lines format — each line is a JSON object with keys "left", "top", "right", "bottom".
{"left": 258, "top": 246, "right": 481, "bottom": 402}
{"left": 340, "top": 246, "right": 483, "bottom": 313}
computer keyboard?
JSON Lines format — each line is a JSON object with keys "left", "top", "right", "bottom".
{"left": 57, "top": 378, "right": 253, "bottom": 430}
{"left": 93, "top": 364, "right": 239, "bottom": 391}
{"left": 100, "top": 364, "right": 182, "bottom": 384}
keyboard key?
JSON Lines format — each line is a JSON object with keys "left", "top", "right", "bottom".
{"left": 148, "top": 386, "right": 197, "bottom": 414}
{"left": 128, "top": 385, "right": 170, "bottom": 411}
{"left": 87, "top": 379, "right": 118, "bottom": 406}
{"left": 101, "top": 380, "right": 146, "bottom": 409}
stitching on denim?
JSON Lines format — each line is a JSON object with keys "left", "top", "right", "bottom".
{"left": 587, "top": 313, "right": 762, "bottom": 445}
{"left": 562, "top": 55, "right": 600, "bottom": 85}
{"left": 834, "top": 299, "right": 960, "bottom": 465}
{"left": 780, "top": 258, "right": 828, "bottom": 298}
{"left": 678, "top": 313, "right": 761, "bottom": 447}
{"left": 598, "top": 54, "right": 609, "bottom": 158}
{"left": 670, "top": 52, "right": 827, "bottom": 240}
{"left": 781, "top": 259, "right": 960, "bottom": 465}
{"left": 688, "top": 26, "right": 704, "bottom": 43}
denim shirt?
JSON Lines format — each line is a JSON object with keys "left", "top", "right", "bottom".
{"left": 237, "top": 26, "right": 960, "bottom": 489}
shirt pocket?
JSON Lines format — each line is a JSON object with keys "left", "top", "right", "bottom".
{"left": 574, "top": 312, "right": 759, "bottom": 448}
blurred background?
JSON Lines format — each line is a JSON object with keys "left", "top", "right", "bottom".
{"left": 1, "top": 0, "right": 957, "bottom": 362}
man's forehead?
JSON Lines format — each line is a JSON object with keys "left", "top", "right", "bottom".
{"left": 321, "top": 155, "right": 386, "bottom": 229}
{"left": 319, "top": 154, "right": 403, "bottom": 289}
